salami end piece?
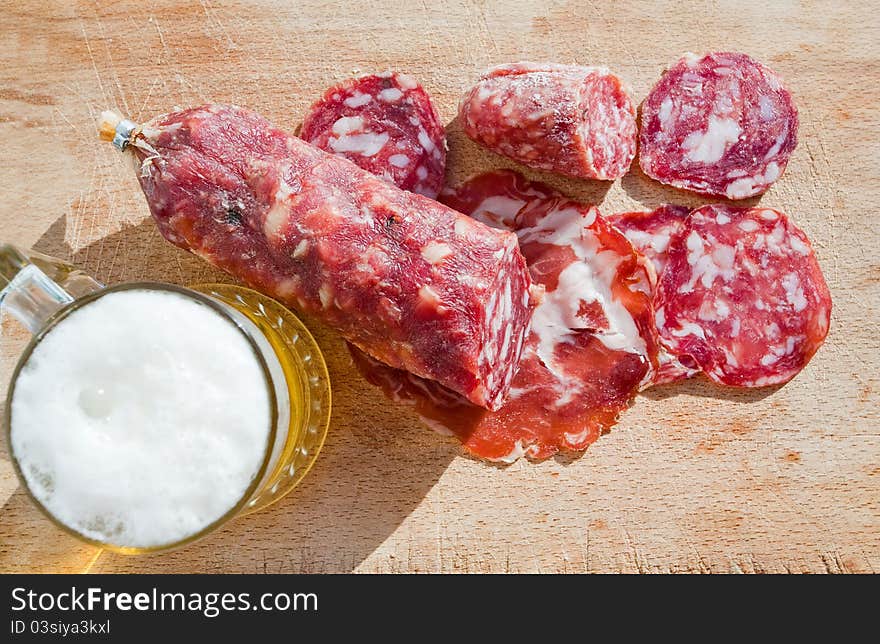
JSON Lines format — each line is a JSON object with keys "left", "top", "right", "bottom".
{"left": 639, "top": 52, "right": 799, "bottom": 200}
{"left": 301, "top": 72, "right": 446, "bottom": 198}
{"left": 656, "top": 205, "right": 831, "bottom": 387}
{"left": 459, "top": 62, "right": 637, "bottom": 181}
{"left": 105, "top": 105, "right": 534, "bottom": 410}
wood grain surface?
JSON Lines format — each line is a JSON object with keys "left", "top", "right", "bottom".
{"left": 0, "top": 0, "right": 877, "bottom": 574}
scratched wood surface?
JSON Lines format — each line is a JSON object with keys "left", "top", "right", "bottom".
{"left": 0, "top": 0, "right": 877, "bottom": 574}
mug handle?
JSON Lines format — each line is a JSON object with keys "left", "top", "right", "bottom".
{"left": 0, "top": 245, "right": 103, "bottom": 334}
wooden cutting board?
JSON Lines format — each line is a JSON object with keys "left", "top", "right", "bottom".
{"left": 0, "top": 0, "right": 877, "bottom": 573}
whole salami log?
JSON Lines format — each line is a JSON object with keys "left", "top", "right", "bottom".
{"left": 301, "top": 72, "right": 446, "bottom": 198}
{"left": 459, "top": 62, "right": 637, "bottom": 181}
{"left": 655, "top": 205, "right": 831, "bottom": 387}
{"left": 100, "top": 105, "right": 536, "bottom": 410}
{"left": 639, "top": 52, "right": 798, "bottom": 199}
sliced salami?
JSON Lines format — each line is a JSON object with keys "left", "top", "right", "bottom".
{"left": 639, "top": 52, "right": 798, "bottom": 200}
{"left": 655, "top": 205, "right": 831, "bottom": 387}
{"left": 608, "top": 205, "right": 700, "bottom": 384}
{"left": 439, "top": 169, "right": 562, "bottom": 230}
{"left": 108, "top": 105, "right": 534, "bottom": 410}
{"left": 301, "top": 72, "right": 446, "bottom": 198}
{"left": 608, "top": 205, "right": 691, "bottom": 277}
{"left": 459, "top": 63, "right": 637, "bottom": 181}
{"left": 352, "top": 171, "right": 657, "bottom": 462}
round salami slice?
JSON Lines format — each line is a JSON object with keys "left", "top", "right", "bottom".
{"left": 301, "top": 72, "right": 446, "bottom": 198}
{"left": 655, "top": 205, "right": 831, "bottom": 387}
{"left": 639, "top": 52, "right": 799, "bottom": 200}
{"left": 459, "top": 63, "right": 637, "bottom": 181}
{"left": 439, "top": 169, "right": 562, "bottom": 230}
{"left": 608, "top": 205, "right": 700, "bottom": 384}
{"left": 352, "top": 171, "right": 657, "bottom": 462}
{"left": 608, "top": 205, "right": 691, "bottom": 277}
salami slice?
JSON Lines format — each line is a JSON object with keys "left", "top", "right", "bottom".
{"left": 439, "top": 169, "right": 562, "bottom": 230}
{"left": 353, "top": 171, "right": 657, "bottom": 462}
{"left": 103, "top": 105, "right": 534, "bottom": 410}
{"left": 608, "top": 205, "right": 690, "bottom": 277}
{"left": 608, "top": 205, "right": 700, "bottom": 384}
{"left": 459, "top": 63, "right": 637, "bottom": 181}
{"left": 639, "top": 52, "right": 798, "bottom": 199}
{"left": 655, "top": 205, "right": 831, "bottom": 387}
{"left": 301, "top": 72, "right": 446, "bottom": 198}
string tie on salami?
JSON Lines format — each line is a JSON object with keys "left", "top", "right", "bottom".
{"left": 98, "top": 110, "right": 138, "bottom": 150}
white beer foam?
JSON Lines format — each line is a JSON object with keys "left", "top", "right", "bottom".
{"left": 11, "top": 289, "right": 272, "bottom": 548}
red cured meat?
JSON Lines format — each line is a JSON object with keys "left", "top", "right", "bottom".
{"left": 301, "top": 72, "right": 446, "bottom": 198}
{"left": 655, "top": 205, "right": 831, "bottom": 387}
{"left": 352, "top": 170, "right": 657, "bottom": 462}
{"left": 119, "top": 105, "right": 535, "bottom": 410}
{"left": 608, "top": 205, "right": 700, "bottom": 384}
{"left": 639, "top": 52, "right": 798, "bottom": 200}
{"left": 608, "top": 205, "right": 691, "bottom": 277}
{"left": 459, "top": 63, "right": 637, "bottom": 181}
{"left": 439, "top": 169, "right": 563, "bottom": 230}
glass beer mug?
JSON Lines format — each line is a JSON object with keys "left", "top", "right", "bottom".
{"left": 0, "top": 244, "right": 331, "bottom": 554}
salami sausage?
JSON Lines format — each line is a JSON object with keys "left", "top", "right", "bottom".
{"left": 102, "top": 105, "right": 535, "bottom": 410}
{"left": 301, "top": 72, "right": 446, "bottom": 198}
{"left": 608, "top": 205, "right": 700, "bottom": 384}
{"left": 608, "top": 205, "right": 690, "bottom": 277}
{"left": 459, "top": 63, "right": 637, "bottom": 181}
{"left": 439, "top": 168, "right": 563, "bottom": 230}
{"left": 655, "top": 205, "right": 831, "bottom": 387}
{"left": 352, "top": 170, "right": 656, "bottom": 462}
{"left": 639, "top": 52, "right": 798, "bottom": 199}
